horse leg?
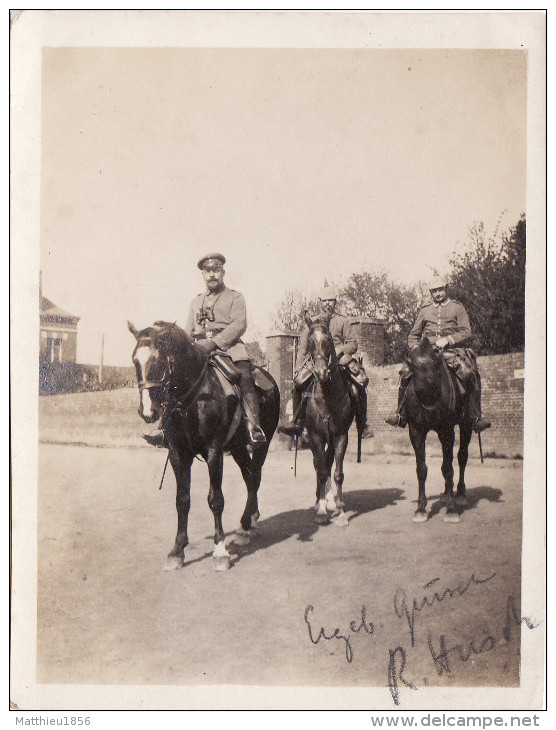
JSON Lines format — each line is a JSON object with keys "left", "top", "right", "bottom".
{"left": 409, "top": 425, "right": 428, "bottom": 522}
{"left": 331, "top": 433, "right": 349, "bottom": 527}
{"left": 455, "top": 423, "right": 473, "bottom": 506}
{"left": 310, "top": 434, "right": 330, "bottom": 524}
{"left": 165, "top": 450, "right": 193, "bottom": 571}
{"left": 206, "top": 446, "right": 231, "bottom": 571}
{"left": 324, "top": 441, "right": 337, "bottom": 512}
{"left": 231, "top": 445, "right": 264, "bottom": 546}
{"left": 438, "top": 427, "right": 459, "bottom": 523}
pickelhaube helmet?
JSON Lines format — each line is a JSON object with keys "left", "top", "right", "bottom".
{"left": 428, "top": 275, "right": 448, "bottom": 291}
{"left": 318, "top": 284, "right": 338, "bottom": 301}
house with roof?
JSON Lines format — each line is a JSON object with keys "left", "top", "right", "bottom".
{"left": 39, "top": 275, "right": 80, "bottom": 364}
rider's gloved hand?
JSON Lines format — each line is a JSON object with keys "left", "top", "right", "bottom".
{"left": 435, "top": 336, "right": 450, "bottom": 349}
{"left": 196, "top": 339, "right": 217, "bottom": 354}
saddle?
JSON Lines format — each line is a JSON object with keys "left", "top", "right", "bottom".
{"left": 210, "top": 352, "right": 274, "bottom": 396}
{"left": 440, "top": 356, "right": 458, "bottom": 414}
{"left": 342, "top": 356, "right": 369, "bottom": 389}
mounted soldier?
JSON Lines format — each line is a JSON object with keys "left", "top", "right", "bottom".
{"left": 143, "top": 252, "right": 266, "bottom": 448}
{"left": 278, "top": 284, "right": 373, "bottom": 439}
{"left": 385, "top": 275, "right": 491, "bottom": 433}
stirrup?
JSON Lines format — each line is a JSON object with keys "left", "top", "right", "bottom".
{"left": 359, "top": 424, "right": 374, "bottom": 439}
{"left": 472, "top": 417, "right": 491, "bottom": 433}
{"left": 385, "top": 413, "right": 406, "bottom": 428}
{"left": 143, "top": 431, "right": 168, "bottom": 448}
{"left": 247, "top": 423, "right": 267, "bottom": 446}
{"left": 277, "top": 421, "right": 305, "bottom": 437}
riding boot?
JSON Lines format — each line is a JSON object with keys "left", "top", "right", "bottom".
{"left": 355, "top": 388, "right": 374, "bottom": 439}
{"left": 466, "top": 373, "right": 491, "bottom": 433}
{"left": 278, "top": 387, "right": 305, "bottom": 437}
{"left": 385, "top": 378, "right": 409, "bottom": 428}
{"left": 237, "top": 362, "right": 267, "bottom": 447}
{"left": 143, "top": 428, "right": 168, "bottom": 448}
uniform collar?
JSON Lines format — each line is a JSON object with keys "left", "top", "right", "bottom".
{"left": 434, "top": 297, "right": 451, "bottom": 307}
{"left": 205, "top": 284, "right": 227, "bottom": 297}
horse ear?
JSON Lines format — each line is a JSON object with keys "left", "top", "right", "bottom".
{"left": 127, "top": 321, "right": 139, "bottom": 339}
{"left": 304, "top": 311, "right": 313, "bottom": 328}
{"left": 321, "top": 313, "right": 332, "bottom": 329}
{"left": 153, "top": 321, "right": 176, "bottom": 345}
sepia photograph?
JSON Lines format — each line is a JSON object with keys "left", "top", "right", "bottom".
{"left": 10, "top": 9, "right": 546, "bottom": 716}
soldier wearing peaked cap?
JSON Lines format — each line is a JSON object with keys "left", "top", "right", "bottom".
{"left": 279, "top": 284, "right": 373, "bottom": 439}
{"left": 188, "top": 252, "right": 266, "bottom": 446}
{"left": 144, "top": 252, "right": 266, "bottom": 448}
{"left": 385, "top": 276, "right": 491, "bottom": 433}
{"left": 197, "top": 252, "right": 226, "bottom": 270}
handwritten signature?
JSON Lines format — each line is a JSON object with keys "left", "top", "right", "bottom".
{"left": 304, "top": 604, "right": 374, "bottom": 663}
{"left": 388, "top": 594, "right": 540, "bottom": 706}
{"left": 394, "top": 572, "right": 497, "bottom": 647}
{"left": 303, "top": 571, "right": 540, "bottom": 707}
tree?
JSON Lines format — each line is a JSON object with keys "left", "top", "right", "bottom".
{"left": 271, "top": 288, "right": 318, "bottom": 332}
{"left": 448, "top": 215, "right": 525, "bottom": 354}
{"left": 339, "top": 271, "right": 424, "bottom": 363}
{"left": 245, "top": 341, "right": 265, "bottom": 367}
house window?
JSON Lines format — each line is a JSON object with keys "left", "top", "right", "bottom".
{"left": 46, "top": 337, "right": 62, "bottom": 363}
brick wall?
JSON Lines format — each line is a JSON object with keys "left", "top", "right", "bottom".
{"left": 265, "top": 319, "right": 385, "bottom": 421}
{"left": 39, "top": 352, "right": 525, "bottom": 459}
{"left": 350, "top": 317, "right": 387, "bottom": 365}
{"left": 366, "top": 352, "right": 524, "bottom": 458}
{"left": 265, "top": 332, "right": 299, "bottom": 419}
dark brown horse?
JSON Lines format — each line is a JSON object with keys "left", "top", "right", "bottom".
{"left": 302, "top": 315, "right": 357, "bottom": 527}
{"left": 128, "top": 321, "right": 280, "bottom": 571}
{"left": 405, "top": 337, "right": 473, "bottom": 523}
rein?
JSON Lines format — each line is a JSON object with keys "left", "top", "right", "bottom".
{"left": 165, "top": 355, "right": 211, "bottom": 413}
{"left": 412, "top": 351, "right": 456, "bottom": 414}
{"left": 304, "top": 343, "right": 344, "bottom": 434}
{"left": 138, "top": 339, "right": 210, "bottom": 419}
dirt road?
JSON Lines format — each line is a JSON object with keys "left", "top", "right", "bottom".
{"left": 37, "top": 443, "right": 524, "bottom": 707}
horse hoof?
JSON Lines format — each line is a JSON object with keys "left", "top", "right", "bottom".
{"left": 438, "top": 494, "right": 448, "bottom": 504}
{"left": 444, "top": 511, "right": 460, "bottom": 524}
{"left": 412, "top": 511, "right": 428, "bottom": 523}
{"left": 164, "top": 555, "right": 184, "bottom": 571}
{"left": 234, "top": 530, "right": 251, "bottom": 547}
{"left": 213, "top": 556, "right": 231, "bottom": 572}
{"left": 250, "top": 514, "right": 260, "bottom": 533}
{"left": 314, "top": 512, "right": 330, "bottom": 525}
{"left": 331, "top": 512, "right": 349, "bottom": 527}
{"left": 455, "top": 495, "right": 468, "bottom": 507}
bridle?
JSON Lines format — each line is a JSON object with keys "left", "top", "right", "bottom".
{"left": 135, "top": 337, "right": 212, "bottom": 415}
{"left": 410, "top": 344, "right": 454, "bottom": 413}
{"left": 135, "top": 338, "right": 172, "bottom": 395}
{"left": 306, "top": 326, "right": 337, "bottom": 383}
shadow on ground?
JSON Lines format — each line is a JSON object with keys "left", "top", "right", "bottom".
{"left": 192, "top": 487, "right": 405, "bottom": 569}
{"left": 426, "top": 485, "right": 504, "bottom": 520}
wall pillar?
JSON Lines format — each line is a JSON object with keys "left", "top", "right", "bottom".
{"left": 265, "top": 331, "right": 301, "bottom": 420}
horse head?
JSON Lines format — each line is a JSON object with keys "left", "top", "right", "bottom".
{"left": 305, "top": 313, "right": 336, "bottom": 385}
{"left": 128, "top": 320, "right": 177, "bottom": 423}
{"left": 407, "top": 337, "right": 445, "bottom": 406}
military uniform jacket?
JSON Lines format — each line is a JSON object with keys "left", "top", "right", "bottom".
{"left": 296, "top": 312, "right": 358, "bottom": 371}
{"left": 185, "top": 286, "right": 249, "bottom": 362}
{"left": 408, "top": 298, "right": 472, "bottom": 349}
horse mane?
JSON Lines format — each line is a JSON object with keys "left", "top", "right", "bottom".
{"left": 143, "top": 321, "right": 204, "bottom": 363}
{"left": 409, "top": 337, "right": 442, "bottom": 371}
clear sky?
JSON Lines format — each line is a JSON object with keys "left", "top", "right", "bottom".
{"left": 40, "top": 47, "right": 526, "bottom": 366}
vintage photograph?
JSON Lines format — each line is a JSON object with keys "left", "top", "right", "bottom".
{"left": 10, "top": 10, "right": 546, "bottom": 713}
